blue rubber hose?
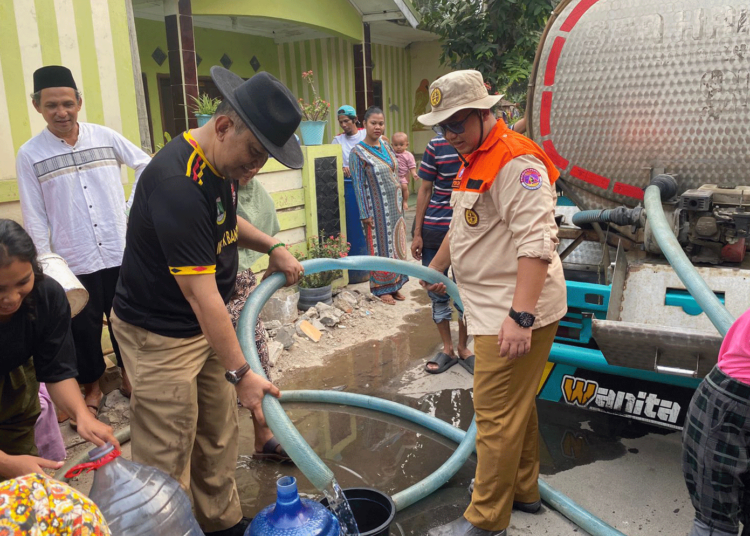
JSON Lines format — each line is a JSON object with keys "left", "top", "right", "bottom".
{"left": 236, "top": 256, "right": 469, "bottom": 496}
{"left": 278, "top": 389, "right": 477, "bottom": 511}
{"left": 571, "top": 207, "right": 643, "bottom": 228}
{"left": 280, "top": 390, "right": 626, "bottom": 536}
{"left": 644, "top": 185, "right": 735, "bottom": 336}
{"left": 238, "top": 257, "right": 627, "bottom": 535}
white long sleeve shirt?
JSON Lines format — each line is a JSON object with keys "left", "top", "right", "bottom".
{"left": 16, "top": 122, "right": 151, "bottom": 275}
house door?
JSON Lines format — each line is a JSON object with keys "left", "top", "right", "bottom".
{"left": 157, "top": 75, "right": 221, "bottom": 139}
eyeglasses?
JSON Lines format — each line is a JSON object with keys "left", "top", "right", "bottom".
{"left": 432, "top": 110, "right": 477, "bottom": 136}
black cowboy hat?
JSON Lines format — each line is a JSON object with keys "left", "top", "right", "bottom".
{"left": 211, "top": 67, "right": 303, "bottom": 169}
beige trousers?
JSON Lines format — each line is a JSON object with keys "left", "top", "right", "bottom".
{"left": 464, "top": 322, "right": 559, "bottom": 531}
{"left": 110, "top": 311, "right": 242, "bottom": 532}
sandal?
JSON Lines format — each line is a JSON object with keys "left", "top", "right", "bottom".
{"left": 458, "top": 354, "right": 475, "bottom": 375}
{"left": 424, "top": 352, "right": 459, "bottom": 375}
{"left": 380, "top": 295, "right": 396, "bottom": 305}
{"left": 70, "top": 395, "right": 106, "bottom": 430}
{"left": 252, "top": 437, "right": 292, "bottom": 463}
{"left": 392, "top": 292, "right": 406, "bottom": 301}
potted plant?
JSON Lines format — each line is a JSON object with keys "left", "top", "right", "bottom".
{"left": 298, "top": 70, "right": 331, "bottom": 145}
{"left": 190, "top": 94, "right": 221, "bottom": 127}
{"left": 295, "top": 234, "right": 350, "bottom": 310}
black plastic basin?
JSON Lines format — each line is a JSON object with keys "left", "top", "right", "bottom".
{"left": 321, "top": 488, "right": 395, "bottom": 536}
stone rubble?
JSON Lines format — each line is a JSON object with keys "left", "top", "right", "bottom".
{"left": 265, "top": 288, "right": 387, "bottom": 355}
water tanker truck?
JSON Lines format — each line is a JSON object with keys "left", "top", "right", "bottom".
{"left": 528, "top": 0, "right": 750, "bottom": 429}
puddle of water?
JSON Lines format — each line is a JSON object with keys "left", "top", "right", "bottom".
{"left": 235, "top": 288, "right": 679, "bottom": 533}
{"left": 276, "top": 303, "right": 437, "bottom": 396}
{"left": 236, "top": 401, "right": 478, "bottom": 520}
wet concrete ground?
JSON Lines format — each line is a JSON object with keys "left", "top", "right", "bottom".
{"left": 235, "top": 292, "right": 695, "bottom": 535}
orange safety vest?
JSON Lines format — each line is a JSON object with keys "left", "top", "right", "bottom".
{"left": 453, "top": 121, "right": 559, "bottom": 192}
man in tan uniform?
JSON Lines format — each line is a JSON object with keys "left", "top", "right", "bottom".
{"left": 419, "top": 70, "right": 567, "bottom": 536}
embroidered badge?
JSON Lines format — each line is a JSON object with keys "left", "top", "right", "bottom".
{"left": 430, "top": 87, "right": 443, "bottom": 107}
{"left": 216, "top": 197, "right": 226, "bottom": 224}
{"left": 452, "top": 179, "right": 461, "bottom": 189}
{"left": 465, "top": 208, "right": 479, "bottom": 227}
{"left": 520, "top": 168, "right": 543, "bottom": 190}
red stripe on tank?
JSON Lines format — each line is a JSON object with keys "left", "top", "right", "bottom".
{"left": 540, "top": 91, "right": 553, "bottom": 136}
{"left": 544, "top": 37, "right": 566, "bottom": 86}
{"left": 560, "top": 0, "right": 601, "bottom": 32}
{"left": 542, "top": 140, "right": 569, "bottom": 170}
{"left": 570, "top": 166, "right": 610, "bottom": 190}
{"left": 613, "top": 182, "right": 644, "bottom": 200}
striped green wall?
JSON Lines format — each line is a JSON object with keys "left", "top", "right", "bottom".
{"left": 276, "top": 38, "right": 413, "bottom": 143}
{"left": 371, "top": 43, "right": 412, "bottom": 140}
{"left": 0, "top": 0, "right": 142, "bottom": 190}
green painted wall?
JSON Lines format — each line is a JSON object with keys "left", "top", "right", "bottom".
{"left": 276, "top": 38, "right": 413, "bottom": 145}
{"left": 0, "top": 0, "right": 141, "bottom": 213}
{"left": 135, "top": 17, "right": 280, "bottom": 147}
{"left": 192, "top": 0, "right": 362, "bottom": 42}
{"left": 372, "top": 43, "right": 412, "bottom": 142}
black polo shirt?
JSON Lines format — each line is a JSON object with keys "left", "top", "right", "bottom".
{"left": 114, "top": 132, "right": 239, "bottom": 338}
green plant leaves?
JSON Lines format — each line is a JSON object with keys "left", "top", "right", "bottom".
{"left": 415, "top": 0, "right": 554, "bottom": 105}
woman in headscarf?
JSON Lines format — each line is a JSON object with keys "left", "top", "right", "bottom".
{"left": 349, "top": 106, "right": 409, "bottom": 304}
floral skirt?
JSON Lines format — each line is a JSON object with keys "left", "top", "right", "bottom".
{"left": 227, "top": 269, "right": 270, "bottom": 377}
{"left": 0, "top": 473, "right": 110, "bottom": 535}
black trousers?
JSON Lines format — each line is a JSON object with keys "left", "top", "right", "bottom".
{"left": 71, "top": 266, "right": 123, "bottom": 384}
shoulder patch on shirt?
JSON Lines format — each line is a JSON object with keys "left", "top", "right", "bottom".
{"left": 216, "top": 197, "right": 226, "bottom": 224}
{"left": 519, "top": 168, "right": 543, "bottom": 190}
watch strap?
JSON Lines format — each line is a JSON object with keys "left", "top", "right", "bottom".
{"left": 509, "top": 307, "right": 535, "bottom": 327}
{"left": 231, "top": 362, "right": 251, "bottom": 381}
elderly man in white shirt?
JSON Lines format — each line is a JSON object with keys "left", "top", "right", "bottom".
{"left": 16, "top": 66, "right": 150, "bottom": 423}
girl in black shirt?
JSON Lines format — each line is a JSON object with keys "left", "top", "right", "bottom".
{"left": 0, "top": 220, "right": 118, "bottom": 479}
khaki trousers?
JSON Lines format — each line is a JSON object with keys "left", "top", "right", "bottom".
{"left": 464, "top": 322, "right": 559, "bottom": 531}
{"left": 110, "top": 311, "right": 242, "bottom": 532}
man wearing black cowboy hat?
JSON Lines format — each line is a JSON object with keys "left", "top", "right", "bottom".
{"left": 111, "top": 67, "right": 305, "bottom": 536}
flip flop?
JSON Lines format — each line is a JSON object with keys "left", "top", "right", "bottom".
{"left": 70, "top": 395, "right": 106, "bottom": 430}
{"left": 458, "top": 354, "right": 475, "bottom": 375}
{"left": 392, "top": 292, "right": 406, "bottom": 301}
{"left": 380, "top": 295, "right": 396, "bottom": 305}
{"left": 425, "top": 352, "right": 459, "bottom": 375}
{"left": 252, "top": 437, "right": 292, "bottom": 463}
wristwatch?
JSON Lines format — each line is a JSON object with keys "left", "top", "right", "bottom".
{"left": 225, "top": 362, "right": 251, "bottom": 385}
{"left": 509, "top": 307, "right": 535, "bottom": 328}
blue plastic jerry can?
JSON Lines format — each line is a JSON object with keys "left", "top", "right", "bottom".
{"left": 246, "top": 477, "right": 340, "bottom": 536}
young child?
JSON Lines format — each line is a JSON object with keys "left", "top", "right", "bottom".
{"left": 391, "top": 132, "right": 417, "bottom": 213}
{"left": 682, "top": 308, "right": 750, "bottom": 536}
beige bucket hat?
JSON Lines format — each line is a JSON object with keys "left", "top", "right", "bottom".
{"left": 418, "top": 70, "right": 503, "bottom": 126}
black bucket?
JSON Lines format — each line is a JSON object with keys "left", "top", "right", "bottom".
{"left": 321, "top": 488, "right": 395, "bottom": 536}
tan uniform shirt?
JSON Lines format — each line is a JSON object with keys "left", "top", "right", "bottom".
{"left": 449, "top": 154, "right": 567, "bottom": 335}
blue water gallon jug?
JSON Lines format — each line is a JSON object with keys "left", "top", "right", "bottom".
{"left": 86, "top": 443, "right": 203, "bottom": 536}
{"left": 246, "top": 476, "right": 340, "bottom": 536}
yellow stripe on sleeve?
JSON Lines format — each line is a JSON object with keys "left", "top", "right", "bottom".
{"left": 168, "top": 265, "right": 217, "bottom": 275}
